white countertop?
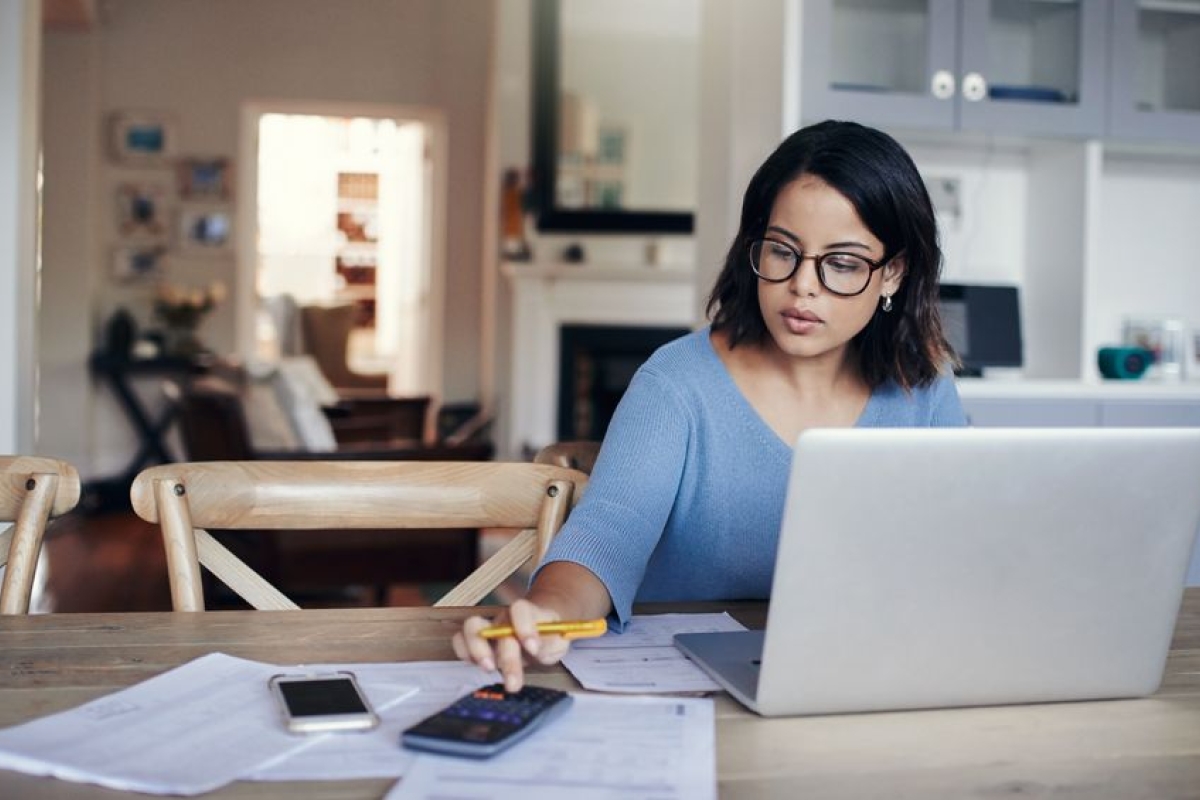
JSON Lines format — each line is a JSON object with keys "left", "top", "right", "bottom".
{"left": 956, "top": 378, "right": 1200, "bottom": 400}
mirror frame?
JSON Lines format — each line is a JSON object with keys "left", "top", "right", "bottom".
{"left": 531, "top": 0, "right": 694, "bottom": 234}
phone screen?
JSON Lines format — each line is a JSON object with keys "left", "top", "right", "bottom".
{"left": 277, "top": 678, "right": 369, "bottom": 717}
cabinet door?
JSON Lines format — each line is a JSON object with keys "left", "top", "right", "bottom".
{"left": 958, "top": 0, "right": 1108, "bottom": 137}
{"left": 1108, "top": 0, "right": 1200, "bottom": 144}
{"left": 961, "top": 398, "right": 1102, "bottom": 427}
{"left": 800, "top": 0, "right": 958, "bottom": 131}
{"left": 1100, "top": 399, "right": 1200, "bottom": 427}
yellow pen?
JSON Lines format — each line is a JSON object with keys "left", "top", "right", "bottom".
{"left": 479, "top": 618, "right": 608, "bottom": 641}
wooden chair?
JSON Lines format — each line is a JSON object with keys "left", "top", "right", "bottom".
{"left": 535, "top": 441, "right": 601, "bottom": 474}
{"left": 0, "top": 456, "right": 81, "bottom": 614}
{"left": 130, "top": 461, "right": 588, "bottom": 611}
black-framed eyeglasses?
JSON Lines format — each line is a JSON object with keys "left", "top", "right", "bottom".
{"left": 748, "top": 237, "right": 889, "bottom": 297}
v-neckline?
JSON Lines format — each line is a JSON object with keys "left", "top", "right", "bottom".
{"left": 698, "top": 328, "right": 878, "bottom": 450}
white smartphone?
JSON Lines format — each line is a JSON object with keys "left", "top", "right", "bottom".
{"left": 268, "top": 671, "right": 379, "bottom": 734}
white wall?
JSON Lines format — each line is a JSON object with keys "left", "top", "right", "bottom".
{"left": 902, "top": 138, "right": 1030, "bottom": 287}
{"left": 39, "top": 0, "right": 494, "bottom": 477}
{"left": 488, "top": 0, "right": 534, "bottom": 458}
{"left": 695, "top": 0, "right": 789, "bottom": 323}
{"left": 39, "top": 27, "right": 99, "bottom": 469}
{"left": 1092, "top": 152, "right": 1200, "bottom": 370}
{"left": 0, "top": 0, "right": 40, "bottom": 455}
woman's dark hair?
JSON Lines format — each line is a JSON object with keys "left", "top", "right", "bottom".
{"left": 706, "top": 119, "right": 956, "bottom": 389}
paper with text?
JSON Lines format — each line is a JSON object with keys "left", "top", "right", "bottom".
{"left": 0, "top": 652, "right": 421, "bottom": 795}
{"left": 387, "top": 693, "right": 715, "bottom": 800}
{"left": 561, "top": 612, "right": 748, "bottom": 692}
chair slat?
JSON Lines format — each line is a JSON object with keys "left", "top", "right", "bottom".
{"left": 434, "top": 528, "right": 539, "bottom": 608}
{"left": 195, "top": 530, "right": 298, "bottom": 611}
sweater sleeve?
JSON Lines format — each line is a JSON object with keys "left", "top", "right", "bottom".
{"left": 534, "top": 367, "right": 692, "bottom": 625}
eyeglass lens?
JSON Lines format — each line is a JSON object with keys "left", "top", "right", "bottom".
{"left": 749, "top": 239, "right": 875, "bottom": 296}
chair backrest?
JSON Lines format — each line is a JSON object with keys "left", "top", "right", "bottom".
{"left": 130, "top": 460, "right": 588, "bottom": 611}
{"left": 165, "top": 378, "right": 258, "bottom": 461}
{"left": 535, "top": 441, "right": 601, "bottom": 474}
{"left": 0, "top": 456, "right": 81, "bottom": 614}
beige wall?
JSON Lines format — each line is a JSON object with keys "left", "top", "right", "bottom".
{"left": 1, "top": 0, "right": 40, "bottom": 455}
{"left": 39, "top": 0, "right": 494, "bottom": 476}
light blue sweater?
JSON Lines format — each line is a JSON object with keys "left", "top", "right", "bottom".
{"left": 536, "top": 327, "right": 968, "bottom": 625}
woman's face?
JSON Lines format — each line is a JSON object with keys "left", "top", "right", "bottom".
{"left": 755, "top": 175, "right": 905, "bottom": 364}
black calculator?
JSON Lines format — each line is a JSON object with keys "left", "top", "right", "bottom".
{"left": 400, "top": 683, "right": 573, "bottom": 759}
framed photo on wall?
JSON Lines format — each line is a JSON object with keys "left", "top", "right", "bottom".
{"left": 115, "top": 181, "right": 171, "bottom": 238}
{"left": 177, "top": 157, "right": 232, "bottom": 200}
{"left": 178, "top": 204, "right": 233, "bottom": 255}
{"left": 111, "top": 244, "right": 167, "bottom": 282}
{"left": 109, "top": 111, "right": 177, "bottom": 165}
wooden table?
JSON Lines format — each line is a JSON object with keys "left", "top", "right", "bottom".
{"left": 83, "top": 352, "right": 209, "bottom": 514}
{"left": 1, "top": 591, "right": 1198, "bottom": 799}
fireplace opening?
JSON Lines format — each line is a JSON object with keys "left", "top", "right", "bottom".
{"left": 557, "top": 324, "right": 691, "bottom": 442}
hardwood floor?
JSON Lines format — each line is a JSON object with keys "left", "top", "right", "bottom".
{"left": 38, "top": 512, "right": 523, "bottom": 613}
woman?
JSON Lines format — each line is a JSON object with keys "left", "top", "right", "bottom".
{"left": 454, "top": 120, "right": 967, "bottom": 690}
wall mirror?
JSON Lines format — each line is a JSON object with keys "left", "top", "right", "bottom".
{"left": 532, "top": 0, "right": 698, "bottom": 233}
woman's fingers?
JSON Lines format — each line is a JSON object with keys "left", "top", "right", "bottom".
{"left": 532, "top": 635, "right": 572, "bottom": 665}
{"left": 494, "top": 634, "right": 528, "bottom": 692}
{"left": 450, "top": 600, "right": 574, "bottom": 692}
{"left": 454, "top": 614, "right": 499, "bottom": 672}
{"left": 507, "top": 599, "right": 552, "bottom": 657}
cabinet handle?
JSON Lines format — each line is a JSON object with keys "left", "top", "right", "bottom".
{"left": 931, "top": 70, "right": 955, "bottom": 100}
{"left": 962, "top": 72, "right": 988, "bottom": 102}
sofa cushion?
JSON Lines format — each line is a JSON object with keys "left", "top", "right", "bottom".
{"left": 242, "top": 376, "right": 302, "bottom": 451}
{"left": 272, "top": 359, "right": 338, "bottom": 452}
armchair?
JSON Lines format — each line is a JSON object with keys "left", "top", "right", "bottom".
{"left": 298, "top": 303, "right": 389, "bottom": 392}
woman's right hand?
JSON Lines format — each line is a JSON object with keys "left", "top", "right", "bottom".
{"left": 452, "top": 598, "right": 574, "bottom": 693}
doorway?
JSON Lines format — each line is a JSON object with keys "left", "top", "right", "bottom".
{"left": 239, "top": 102, "right": 445, "bottom": 395}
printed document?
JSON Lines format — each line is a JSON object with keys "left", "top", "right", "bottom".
{"left": 0, "top": 652, "right": 424, "bottom": 795}
{"left": 387, "top": 693, "right": 715, "bottom": 800}
{"left": 561, "top": 612, "right": 747, "bottom": 692}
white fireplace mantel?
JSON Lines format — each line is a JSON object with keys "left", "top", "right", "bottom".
{"left": 502, "top": 261, "right": 698, "bottom": 458}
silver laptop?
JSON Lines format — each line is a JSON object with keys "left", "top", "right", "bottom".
{"left": 675, "top": 427, "right": 1200, "bottom": 716}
